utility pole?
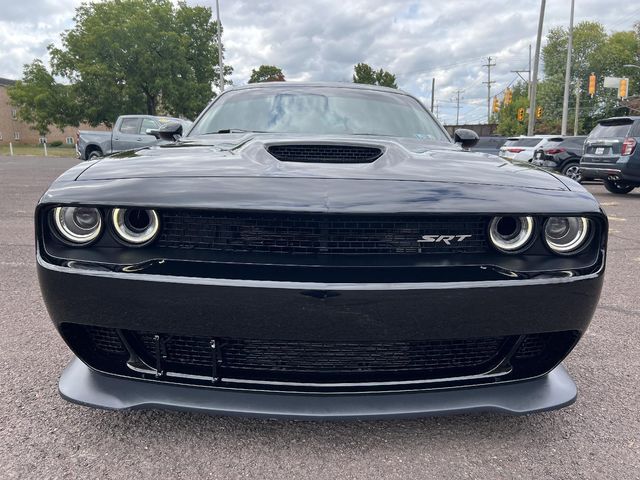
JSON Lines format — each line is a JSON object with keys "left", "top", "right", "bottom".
{"left": 482, "top": 56, "right": 496, "bottom": 123}
{"left": 561, "top": 0, "right": 575, "bottom": 135}
{"left": 454, "top": 90, "right": 463, "bottom": 125}
{"left": 529, "top": 44, "right": 532, "bottom": 98}
{"left": 574, "top": 79, "right": 581, "bottom": 135}
{"left": 528, "top": 0, "right": 546, "bottom": 136}
{"left": 430, "top": 78, "right": 435, "bottom": 112}
{"left": 216, "top": 0, "right": 224, "bottom": 92}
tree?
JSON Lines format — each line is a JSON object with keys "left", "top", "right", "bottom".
{"left": 537, "top": 22, "right": 640, "bottom": 133}
{"left": 8, "top": 60, "right": 79, "bottom": 135}
{"left": 496, "top": 83, "right": 529, "bottom": 136}
{"left": 353, "top": 63, "right": 398, "bottom": 88}
{"left": 248, "top": 65, "right": 285, "bottom": 83}
{"left": 48, "top": 0, "right": 232, "bottom": 126}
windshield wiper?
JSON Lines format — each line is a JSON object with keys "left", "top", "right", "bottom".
{"left": 208, "top": 128, "right": 270, "bottom": 134}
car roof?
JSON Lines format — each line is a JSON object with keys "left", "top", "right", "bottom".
{"left": 225, "top": 81, "right": 411, "bottom": 96}
{"left": 597, "top": 116, "right": 640, "bottom": 123}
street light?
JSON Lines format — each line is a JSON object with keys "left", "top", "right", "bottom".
{"left": 623, "top": 64, "right": 640, "bottom": 69}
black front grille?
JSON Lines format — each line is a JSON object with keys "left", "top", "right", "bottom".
{"left": 86, "top": 326, "right": 125, "bottom": 355}
{"left": 137, "top": 334, "right": 507, "bottom": 382}
{"left": 65, "top": 323, "right": 581, "bottom": 391}
{"left": 267, "top": 144, "right": 383, "bottom": 163}
{"left": 157, "top": 211, "right": 489, "bottom": 255}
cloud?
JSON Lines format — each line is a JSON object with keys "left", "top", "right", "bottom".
{"left": 1, "top": 0, "right": 638, "bottom": 124}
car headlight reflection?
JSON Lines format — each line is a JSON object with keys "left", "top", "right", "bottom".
{"left": 111, "top": 208, "right": 160, "bottom": 245}
{"left": 489, "top": 216, "right": 534, "bottom": 253}
{"left": 544, "top": 217, "right": 589, "bottom": 253}
{"left": 53, "top": 206, "right": 102, "bottom": 245}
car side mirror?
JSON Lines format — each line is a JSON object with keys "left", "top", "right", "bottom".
{"left": 453, "top": 129, "right": 479, "bottom": 150}
{"left": 146, "top": 122, "right": 183, "bottom": 142}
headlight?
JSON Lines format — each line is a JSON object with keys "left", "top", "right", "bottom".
{"left": 53, "top": 206, "right": 102, "bottom": 245}
{"left": 489, "top": 216, "right": 534, "bottom": 253}
{"left": 544, "top": 217, "right": 590, "bottom": 253}
{"left": 111, "top": 208, "right": 159, "bottom": 245}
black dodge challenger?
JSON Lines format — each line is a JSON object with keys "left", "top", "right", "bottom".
{"left": 37, "top": 82, "right": 606, "bottom": 419}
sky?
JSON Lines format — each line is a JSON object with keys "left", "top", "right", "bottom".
{"left": 1, "top": 0, "right": 639, "bottom": 125}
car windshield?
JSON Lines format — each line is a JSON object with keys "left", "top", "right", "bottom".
{"left": 589, "top": 121, "right": 633, "bottom": 139}
{"left": 188, "top": 87, "right": 449, "bottom": 141}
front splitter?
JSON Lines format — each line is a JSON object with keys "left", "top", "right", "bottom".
{"left": 58, "top": 358, "right": 577, "bottom": 420}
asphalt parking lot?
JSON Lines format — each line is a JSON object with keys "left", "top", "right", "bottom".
{"left": 1, "top": 155, "right": 638, "bottom": 480}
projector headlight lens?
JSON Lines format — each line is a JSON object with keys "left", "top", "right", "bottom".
{"left": 544, "top": 217, "right": 590, "bottom": 253}
{"left": 489, "top": 216, "right": 534, "bottom": 253}
{"left": 53, "top": 206, "right": 102, "bottom": 245}
{"left": 111, "top": 208, "right": 159, "bottom": 245}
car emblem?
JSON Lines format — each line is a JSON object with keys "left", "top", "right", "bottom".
{"left": 417, "top": 234, "right": 472, "bottom": 245}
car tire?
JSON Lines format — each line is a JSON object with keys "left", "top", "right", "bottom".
{"left": 87, "top": 150, "right": 102, "bottom": 161}
{"left": 561, "top": 163, "right": 582, "bottom": 182}
{"left": 603, "top": 179, "right": 635, "bottom": 194}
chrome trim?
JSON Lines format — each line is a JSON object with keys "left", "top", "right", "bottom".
{"left": 220, "top": 370, "right": 512, "bottom": 388}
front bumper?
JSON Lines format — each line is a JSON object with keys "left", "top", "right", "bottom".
{"left": 60, "top": 357, "right": 577, "bottom": 419}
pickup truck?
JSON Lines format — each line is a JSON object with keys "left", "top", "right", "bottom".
{"left": 76, "top": 115, "right": 192, "bottom": 160}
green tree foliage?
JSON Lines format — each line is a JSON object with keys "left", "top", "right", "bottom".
{"left": 537, "top": 22, "right": 639, "bottom": 133}
{"left": 352, "top": 63, "right": 398, "bottom": 88}
{"left": 248, "top": 65, "right": 285, "bottom": 83}
{"left": 7, "top": 60, "right": 79, "bottom": 135}
{"left": 48, "top": 0, "right": 232, "bottom": 126}
{"left": 496, "top": 83, "right": 529, "bottom": 136}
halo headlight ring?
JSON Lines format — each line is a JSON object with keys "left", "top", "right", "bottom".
{"left": 488, "top": 216, "right": 535, "bottom": 253}
{"left": 111, "top": 208, "right": 160, "bottom": 246}
{"left": 52, "top": 206, "right": 103, "bottom": 246}
{"left": 543, "top": 216, "right": 590, "bottom": 254}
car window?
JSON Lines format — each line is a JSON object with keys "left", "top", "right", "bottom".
{"left": 140, "top": 118, "right": 158, "bottom": 134}
{"left": 189, "top": 87, "right": 449, "bottom": 141}
{"left": 589, "top": 121, "right": 633, "bottom": 139}
{"left": 502, "top": 139, "right": 518, "bottom": 147}
{"left": 630, "top": 120, "right": 640, "bottom": 137}
{"left": 512, "top": 138, "right": 542, "bottom": 147}
{"left": 543, "top": 140, "right": 562, "bottom": 149}
{"left": 119, "top": 118, "right": 140, "bottom": 134}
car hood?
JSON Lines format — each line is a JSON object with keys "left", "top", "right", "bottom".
{"left": 76, "top": 133, "right": 569, "bottom": 191}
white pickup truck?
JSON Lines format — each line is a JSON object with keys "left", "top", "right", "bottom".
{"left": 76, "top": 114, "right": 192, "bottom": 160}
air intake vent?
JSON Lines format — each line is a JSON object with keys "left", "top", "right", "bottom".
{"left": 267, "top": 144, "right": 383, "bottom": 163}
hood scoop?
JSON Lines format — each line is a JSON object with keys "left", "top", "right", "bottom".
{"left": 266, "top": 144, "right": 383, "bottom": 163}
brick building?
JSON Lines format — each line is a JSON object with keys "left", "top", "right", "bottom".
{"left": 0, "top": 77, "right": 107, "bottom": 145}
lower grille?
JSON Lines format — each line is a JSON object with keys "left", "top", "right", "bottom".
{"left": 68, "top": 324, "right": 581, "bottom": 391}
{"left": 139, "top": 334, "right": 507, "bottom": 381}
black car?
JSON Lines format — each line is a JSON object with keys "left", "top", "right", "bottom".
{"left": 532, "top": 136, "right": 587, "bottom": 182}
{"left": 36, "top": 83, "right": 607, "bottom": 419}
{"left": 581, "top": 116, "right": 640, "bottom": 194}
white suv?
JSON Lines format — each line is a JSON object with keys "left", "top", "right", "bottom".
{"left": 499, "top": 136, "right": 564, "bottom": 162}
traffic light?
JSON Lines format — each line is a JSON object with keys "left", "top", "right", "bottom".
{"left": 517, "top": 107, "right": 525, "bottom": 122}
{"left": 492, "top": 96, "right": 500, "bottom": 113}
{"left": 619, "top": 78, "right": 629, "bottom": 99}
{"left": 588, "top": 73, "right": 596, "bottom": 97}
{"left": 535, "top": 106, "right": 543, "bottom": 119}
{"left": 504, "top": 88, "right": 512, "bottom": 105}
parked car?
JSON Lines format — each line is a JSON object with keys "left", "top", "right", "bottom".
{"left": 36, "top": 82, "right": 606, "bottom": 419}
{"left": 580, "top": 116, "right": 640, "bottom": 194}
{"left": 76, "top": 115, "right": 192, "bottom": 160}
{"left": 470, "top": 136, "right": 507, "bottom": 155}
{"left": 532, "top": 136, "right": 587, "bottom": 182}
{"left": 499, "top": 135, "right": 562, "bottom": 162}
